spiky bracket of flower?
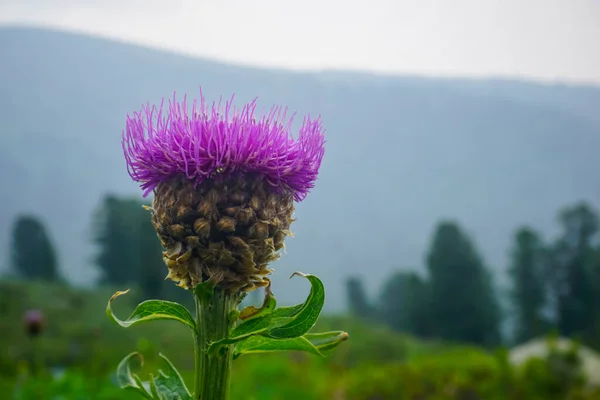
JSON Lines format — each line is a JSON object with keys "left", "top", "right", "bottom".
{"left": 105, "top": 91, "right": 348, "bottom": 400}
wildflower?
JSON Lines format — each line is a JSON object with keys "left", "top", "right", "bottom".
{"left": 23, "top": 309, "right": 45, "bottom": 337}
{"left": 122, "top": 91, "right": 325, "bottom": 292}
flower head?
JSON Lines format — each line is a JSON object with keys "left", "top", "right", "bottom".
{"left": 121, "top": 91, "right": 326, "bottom": 292}
{"left": 122, "top": 91, "right": 325, "bottom": 202}
{"left": 23, "top": 309, "right": 45, "bottom": 337}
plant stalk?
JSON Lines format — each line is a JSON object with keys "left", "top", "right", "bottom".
{"left": 193, "top": 287, "right": 239, "bottom": 400}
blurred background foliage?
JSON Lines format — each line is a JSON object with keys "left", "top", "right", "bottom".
{"left": 2, "top": 197, "right": 600, "bottom": 399}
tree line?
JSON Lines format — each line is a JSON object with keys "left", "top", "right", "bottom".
{"left": 346, "top": 202, "right": 600, "bottom": 348}
{"left": 6, "top": 195, "right": 190, "bottom": 306}
{"left": 6, "top": 196, "right": 600, "bottom": 347}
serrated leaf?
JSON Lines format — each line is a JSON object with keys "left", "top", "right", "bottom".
{"left": 106, "top": 289, "right": 195, "bottom": 331}
{"left": 116, "top": 352, "right": 192, "bottom": 400}
{"left": 233, "top": 330, "right": 348, "bottom": 359}
{"left": 208, "top": 272, "right": 325, "bottom": 353}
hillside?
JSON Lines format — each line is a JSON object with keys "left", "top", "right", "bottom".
{"left": 1, "top": 26, "right": 599, "bottom": 310}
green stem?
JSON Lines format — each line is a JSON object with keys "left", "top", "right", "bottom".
{"left": 31, "top": 336, "right": 43, "bottom": 377}
{"left": 193, "top": 287, "right": 240, "bottom": 400}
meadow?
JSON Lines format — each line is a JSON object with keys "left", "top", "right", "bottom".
{"left": 1, "top": 279, "right": 599, "bottom": 400}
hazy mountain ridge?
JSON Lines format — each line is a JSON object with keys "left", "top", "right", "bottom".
{"left": 1, "top": 26, "right": 599, "bottom": 310}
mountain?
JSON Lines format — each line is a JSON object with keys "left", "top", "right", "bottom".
{"left": 1, "top": 26, "right": 599, "bottom": 311}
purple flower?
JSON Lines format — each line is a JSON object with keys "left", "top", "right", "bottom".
{"left": 122, "top": 91, "right": 325, "bottom": 202}
{"left": 23, "top": 309, "right": 45, "bottom": 337}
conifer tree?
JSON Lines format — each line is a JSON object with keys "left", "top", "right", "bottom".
{"left": 509, "top": 226, "right": 548, "bottom": 343}
{"left": 11, "top": 215, "right": 60, "bottom": 281}
{"left": 427, "top": 221, "right": 501, "bottom": 345}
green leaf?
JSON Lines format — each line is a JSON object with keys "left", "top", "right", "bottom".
{"left": 304, "top": 331, "right": 350, "bottom": 354}
{"left": 208, "top": 272, "right": 325, "bottom": 353}
{"left": 265, "top": 272, "right": 325, "bottom": 339}
{"left": 116, "top": 353, "right": 153, "bottom": 399}
{"left": 106, "top": 289, "right": 195, "bottom": 331}
{"left": 152, "top": 354, "right": 192, "bottom": 399}
{"left": 238, "top": 284, "right": 277, "bottom": 321}
{"left": 233, "top": 330, "right": 348, "bottom": 359}
{"left": 116, "top": 352, "right": 192, "bottom": 400}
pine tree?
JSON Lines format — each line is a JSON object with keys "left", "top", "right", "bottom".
{"left": 548, "top": 203, "right": 598, "bottom": 337}
{"left": 345, "top": 276, "right": 374, "bottom": 320}
{"left": 427, "top": 221, "right": 501, "bottom": 346}
{"left": 592, "top": 246, "right": 600, "bottom": 346}
{"left": 135, "top": 204, "right": 165, "bottom": 299}
{"left": 11, "top": 215, "right": 60, "bottom": 281}
{"left": 379, "top": 270, "right": 431, "bottom": 337}
{"left": 93, "top": 195, "right": 165, "bottom": 299}
{"left": 93, "top": 196, "right": 141, "bottom": 285}
{"left": 509, "top": 226, "right": 548, "bottom": 343}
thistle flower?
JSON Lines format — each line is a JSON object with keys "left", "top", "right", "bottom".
{"left": 23, "top": 309, "right": 45, "bottom": 337}
{"left": 122, "top": 91, "right": 325, "bottom": 292}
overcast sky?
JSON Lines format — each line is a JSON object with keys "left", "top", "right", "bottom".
{"left": 1, "top": 0, "right": 599, "bottom": 84}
